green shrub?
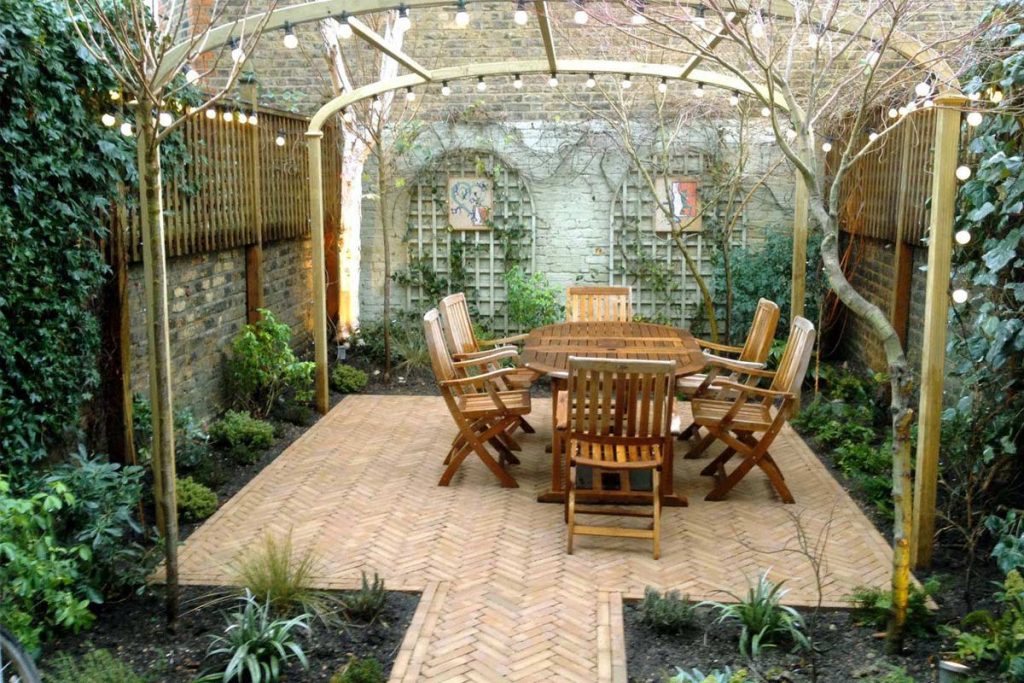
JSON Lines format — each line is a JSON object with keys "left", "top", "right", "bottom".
{"left": 669, "top": 668, "right": 748, "bottom": 683}
{"left": 330, "top": 656, "right": 385, "bottom": 683}
{"left": 638, "top": 587, "right": 695, "bottom": 634}
{"left": 848, "top": 578, "right": 938, "bottom": 637}
{"left": 225, "top": 309, "right": 315, "bottom": 419}
{"left": 177, "top": 476, "right": 218, "bottom": 522}
{"left": 341, "top": 571, "right": 388, "bottom": 623}
{"left": 209, "top": 410, "right": 275, "bottom": 464}
{"left": 505, "top": 266, "right": 560, "bottom": 331}
{"left": 990, "top": 511, "right": 1024, "bottom": 575}
{"left": 704, "top": 571, "right": 809, "bottom": 657}
{"left": 199, "top": 590, "right": 310, "bottom": 683}
{"left": 132, "top": 394, "right": 212, "bottom": 474}
{"left": 47, "top": 648, "right": 146, "bottom": 683}
{"left": 951, "top": 570, "right": 1024, "bottom": 679}
{"left": 331, "top": 364, "right": 369, "bottom": 393}
{"left": 233, "top": 531, "right": 330, "bottom": 621}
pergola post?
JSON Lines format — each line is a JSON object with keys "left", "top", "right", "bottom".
{"left": 791, "top": 170, "right": 809, "bottom": 321}
{"left": 307, "top": 130, "right": 331, "bottom": 415}
{"left": 911, "top": 94, "right": 965, "bottom": 568}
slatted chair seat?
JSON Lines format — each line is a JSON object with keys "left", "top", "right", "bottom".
{"left": 458, "top": 390, "right": 532, "bottom": 417}
{"left": 691, "top": 398, "right": 775, "bottom": 432}
{"left": 565, "top": 286, "right": 633, "bottom": 323}
{"left": 569, "top": 440, "right": 664, "bottom": 470}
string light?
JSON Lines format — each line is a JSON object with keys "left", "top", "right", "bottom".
{"left": 750, "top": 10, "right": 765, "bottom": 39}
{"left": 342, "top": 108, "right": 354, "bottom": 124}
{"left": 405, "top": 87, "right": 416, "bottom": 102}
{"left": 548, "top": 73, "right": 559, "bottom": 87}
{"left": 621, "top": 74, "right": 632, "bottom": 90}
{"left": 236, "top": 111, "right": 247, "bottom": 124}
{"left": 454, "top": 0, "right": 469, "bottom": 27}
{"left": 184, "top": 64, "right": 200, "bottom": 84}
{"left": 275, "top": 129, "right": 286, "bottom": 147}
{"left": 761, "top": 106, "right": 770, "bottom": 117}
{"left": 693, "top": 3, "right": 706, "bottom": 29}
{"left": 158, "top": 111, "right": 173, "bottom": 127}
{"left": 119, "top": 121, "right": 133, "bottom": 136}
{"left": 968, "top": 91, "right": 981, "bottom": 102}
{"left": 906, "top": 100, "right": 918, "bottom": 113}
{"left": 955, "top": 165, "right": 971, "bottom": 181}
{"left": 573, "top": 0, "right": 588, "bottom": 25}
{"left": 513, "top": 74, "right": 523, "bottom": 89}
{"left": 821, "top": 140, "right": 833, "bottom": 153}
{"left": 868, "top": 130, "right": 879, "bottom": 142}
{"left": 630, "top": 0, "right": 648, "bottom": 25}
{"left": 865, "top": 40, "right": 881, "bottom": 68}
{"left": 786, "top": 128, "right": 797, "bottom": 141}
{"left": 967, "top": 111, "right": 983, "bottom": 127}
{"left": 205, "top": 108, "right": 216, "bottom": 120}
{"left": 955, "top": 230, "right": 971, "bottom": 245}
{"left": 729, "top": 91, "right": 739, "bottom": 106}
{"left": 476, "top": 76, "right": 487, "bottom": 92}
{"left": 897, "top": 105, "right": 908, "bottom": 117}
{"left": 694, "top": 82, "right": 705, "bottom": 98}
{"left": 229, "top": 38, "right": 244, "bottom": 63}
{"left": 109, "top": 90, "right": 121, "bottom": 101}
{"left": 924, "top": 99, "right": 934, "bottom": 108}
{"left": 223, "top": 110, "right": 234, "bottom": 122}
{"left": 914, "top": 79, "right": 932, "bottom": 99}
{"left": 514, "top": 0, "right": 528, "bottom": 25}
{"left": 990, "top": 89, "right": 1004, "bottom": 104}
{"left": 585, "top": 73, "right": 596, "bottom": 88}
{"left": 248, "top": 112, "right": 258, "bottom": 125}
{"left": 101, "top": 113, "right": 116, "bottom": 127}
{"left": 441, "top": 81, "right": 452, "bottom": 96}
{"left": 952, "top": 288, "right": 969, "bottom": 304}
{"left": 658, "top": 77, "right": 668, "bottom": 94}
{"left": 337, "top": 13, "right": 353, "bottom": 39}
{"left": 396, "top": 5, "right": 411, "bottom": 31}
{"left": 888, "top": 107, "right": 898, "bottom": 118}
{"left": 808, "top": 23, "right": 823, "bottom": 49}
{"left": 282, "top": 22, "right": 298, "bottom": 49}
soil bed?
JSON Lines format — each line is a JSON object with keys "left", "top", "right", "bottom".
{"left": 46, "top": 585, "right": 419, "bottom": 681}
{"left": 625, "top": 603, "right": 940, "bottom": 683}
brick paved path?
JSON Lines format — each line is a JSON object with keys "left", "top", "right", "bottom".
{"left": 172, "top": 395, "right": 893, "bottom": 682}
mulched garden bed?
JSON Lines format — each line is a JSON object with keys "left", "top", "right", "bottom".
{"left": 45, "top": 585, "right": 419, "bottom": 681}
{"left": 624, "top": 602, "right": 940, "bottom": 682}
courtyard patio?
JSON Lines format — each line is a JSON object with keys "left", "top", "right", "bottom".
{"left": 173, "top": 394, "right": 892, "bottom": 682}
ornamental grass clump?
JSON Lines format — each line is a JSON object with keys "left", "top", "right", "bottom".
{"left": 704, "top": 571, "right": 810, "bottom": 658}
{"left": 233, "top": 530, "right": 332, "bottom": 622}
{"left": 638, "top": 587, "right": 696, "bottom": 634}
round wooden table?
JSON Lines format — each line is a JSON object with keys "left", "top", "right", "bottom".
{"left": 521, "top": 321, "right": 706, "bottom": 506}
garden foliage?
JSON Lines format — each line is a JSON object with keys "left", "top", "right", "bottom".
{"left": 848, "top": 579, "right": 939, "bottom": 638}
{"left": 638, "top": 587, "right": 696, "bottom": 634}
{"left": 233, "top": 531, "right": 329, "bottom": 621}
{"left": 504, "top": 266, "right": 561, "bottom": 331}
{"left": 341, "top": 571, "right": 389, "bottom": 623}
{"left": 953, "top": 570, "right": 1024, "bottom": 680}
{"left": 209, "top": 410, "right": 275, "bottom": 464}
{"left": 47, "top": 648, "right": 146, "bottom": 683}
{"left": 177, "top": 476, "right": 219, "bottom": 522}
{"left": 330, "top": 657, "right": 385, "bottom": 683}
{"left": 703, "top": 571, "right": 809, "bottom": 658}
{"left": 330, "top": 364, "right": 370, "bottom": 393}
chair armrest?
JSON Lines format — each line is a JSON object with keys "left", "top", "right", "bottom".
{"left": 709, "top": 379, "right": 795, "bottom": 402}
{"left": 697, "top": 339, "right": 744, "bottom": 355}
{"left": 452, "top": 346, "right": 518, "bottom": 360}
{"left": 440, "top": 367, "right": 518, "bottom": 388}
{"left": 452, "top": 348, "right": 519, "bottom": 368}
{"left": 479, "top": 333, "right": 528, "bottom": 347}
{"left": 706, "top": 356, "right": 775, "bottom": 378}
{"left": 703, "top": 353, "right": 766, "bottom": 370}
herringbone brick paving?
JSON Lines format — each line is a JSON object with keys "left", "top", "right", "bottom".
{"left": 172, "top": 395, "right": 894, "bottom": 682}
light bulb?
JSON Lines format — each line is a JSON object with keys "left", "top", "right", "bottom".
{"left": 109, "top": 90, "right": 120, "bottom": 101}
{"left": 585, "top": 74, "right": 596, "bottom": 88}
{"left": 223, "top": 110, "right": 233, "bottom": 122}
{"left": 441, "top": 81, "right": 452, "bottom": 96}
{"left": 275, "top": 130, "right": 286, "bottom": 147}
{"left": 952, "top": 288, "right": 968, "bottom": 304}
{"left": 658, "top": 78, "right": 667, "bottom": 94}
{"left": 158, "top": 111, "right": 173, "bottom": 127}
{"left": 967, "top": 111, "right": 983, "bottom": 126}
{"left": 991, "top": 89, "right": 1004, "bottom": 104}
{"left": 548, "top": 74, "right": 558, "bottom": 87}
{"left": 455, "top": 1, "right": 469, "bottom": 27}
{"left": 694, "top": 83, "right": 705, "bottom": 98}
{"left": 185, "top": 65, "right": 200, "bottom": 84}
{"left": 101, "top": 113, "right": 116, "bottom": 127}
{"left": 338, "top": 18, "right": 353, "bottom": 39}
{"left": 888, "top": 108, "right": 898, "bottom": 118}
{"left": 574, "top": 2, "right": 588, "bottom": 25}
{"left": 866, "top": 49, "right": 880, "bottom": 67}
{"left": 119, "top": 121, "right": 133, "bottom": 136}
{"left": 396, "top": 5, "right": 411, "bottom": 31}
{"left": 761, "top": 106, "right": 770, "bottom": 117}
{"left": 924, "top": 99, "right": 934, "bottom": 108}
{"left": 405, "top": 88, "right": 416, "bottom": 102}
{"left": 786, "top": 128, "right": 797, "bottom": 140}
{"left": 955, "top": 165, "right": 971, "bottom": 181}
{"left": 513, "top": 75, "right": 523, "bottom": 89}
{"left": 897, "top": 106, "right": 908, "bottom": 117}
{"left": 476, "top": 77, "right": 486, "bottom": 92}
{"left": 751, "top": 22, "right": 765, "bottom": 39}
{"left": 631, "top": 14, "right": 648, "bottom": 25}
{"left": 205, "top": 108, "right": 216, "bottom": 119}
{"left": 955, "top": 230, "right": 971, "bottom": 245}
{"left": 693, "top": 4, "right": 706, "bottom": 28}
{"left": 906, "top": 100, "right": 918, "bottom": 112}
{"left": 915, "top": 81, "right": 931, "bottom": 98}
{"left": 968, "top": 91, "right": 980, "bottom": 101}
{"left": 729, "top": 91, "right": 739, "bottom": 106}
{"left": 621, "top": 74, "right": 632, "bottom": 89}
{"left": 236, "top": 111, "right": 247, "bottom": 123}
{"left": 821, "top": 140, "right": 833, "bottom": 153}
{"left": 230, "top": 39, "right": 244, "bottom": 63}
{"left": 282, "top": 23, "right": 298, "bottom": 49}
{"left": 868, "top": 131, "right": 879, "bottom": 142}
{"left": 808, "top": 31, "right": 819, "bottom": 49}
{"left": 514, "top": 7, "right": 528, "bottom": 25}
{"left": 342, "top": 109, "right": 354, "bottom": 123}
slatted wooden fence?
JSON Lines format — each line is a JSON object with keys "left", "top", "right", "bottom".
{"left": 122, "top": 105, "right": 342, "bottom": 262}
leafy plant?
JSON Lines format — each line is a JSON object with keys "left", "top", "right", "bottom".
{"left": 199, "top": 590, "right": 310, "bottom": 683}
{"left": 504, "top": 266, "right": 560, "bottom": 331}
{"left": 209, "top": 410, "right": 275, "bottom": 464}
{"left": 225, "top": 309, "right": 315, "bottom": 419}
{"left": 341, "top": 571, "right": 388, "bottom": 623}
{"left": 330, "top": 656, "right": 385, "bottom": 683}
{"left": 865, "top": 665, "right": 916, "bottom": 683}
{"left": 233, "top": 531, "right": 330, "bottom": 621}
{"left": 669, "top": 667, "right": 748, "bottom": 683}
{"left": 952, "top": 570, "right": 1024, "bottom": 680}
{"left": 47, "top": 648, "right": 146, "bottom": 683}
{"left": 990, "top": 510, "right": 1024, "bottom": 575}
{"left": 848, "top": 578, "right": 939, "bottom": 637}
{"left": 331, "top": 364, "right": 369, "bottom": 393}
{"left": 704, "top": 571, "right": 810, "bottom": 657}
{"left": 638, "top": 587, "right": 695, "bottom": 634}
{"left": 133, "top": 394, "right": 214, "bottom": 477}
{"left": 177, "top": 476, "right": 218, "bottom": 522}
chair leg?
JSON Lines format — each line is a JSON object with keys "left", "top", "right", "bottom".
{"left": 652, "top": 467, "right": 661, "bottom": 560}
{"left": 700, "top": 446, "right": 736, "bottom": 477}
{"left": 566, "top": 464, "right": 576, "bottom": 555}
{"left": 518, "top": 416, "right": 536, "bottom": 434}
{"left": 676, "top": 422, "right": 697, "bottom": 442}
{"left": 686, "top": 431, "right": 716, "bottom": 460}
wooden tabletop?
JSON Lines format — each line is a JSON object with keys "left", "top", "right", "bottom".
{"left": 521, "top": 321, "right": 706, "bottom": 378}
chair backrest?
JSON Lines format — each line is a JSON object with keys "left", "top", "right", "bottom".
{"left": 566, "top": 286, "right": 633, "bottom": 322}
{"left": 769, "top": 317, "right": 816, "bottom": 398}
{"left": 423, "top": 309, "right": 458, "bottom": 386}
{"left": 439, "top": 292, "right": 478, "bottom": 355}
{"left": 565, "top": 357, "right": 675, "bottom": 448}
{"left": 739, "top": 298, "right": 781, "bottom": 363}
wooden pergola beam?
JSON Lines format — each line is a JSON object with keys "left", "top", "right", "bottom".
{"left": 533, "top": 1, "right": 558, "bottom": 74}
{"left": 348, "top": 16, "right": 432, "bottom": 80}
{"left": 678, "top": 11, "right": 737, "bottom": 79}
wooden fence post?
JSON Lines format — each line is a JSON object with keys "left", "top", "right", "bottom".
{"left": 791, "top": 170, "right": 809, "bottom": 321}
{"left": 244, "top": 82, "right": 264, "bottom": 324}
{"left": 306, "top": 130, "right": 330, "bottom": 414}
{"left": 911, "top": 94, "right": 965, "bottom": 568}
{"left": 889, "top": 123, "right": 916, "bottom": 346}
{"left": 101, "top": 192, "right": 136, "bottom": 465}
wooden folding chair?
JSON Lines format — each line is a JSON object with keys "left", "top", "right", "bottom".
{"left": 565, "top": 286, "right": 633, "bottom": 322}
{"left": 564, "top": 357, "right": 676, "bottom": 559}
{"left": 424, "top": 309, "right": 533, "bottom": 488}
{"left": 689, "top": 317, "right": 816, "bottom": 503}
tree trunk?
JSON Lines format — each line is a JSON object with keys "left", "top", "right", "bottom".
{"left": 340, "top": 133, "right": 370, "bottom": 330}
{"left": 137, "top": 111, "right": 180, "bottom": 628}
{"left": 673, "top": 233, "right": 719, "bottom": 341}
{"left": 377, "top": 160, "right": 393, "bottom": 381}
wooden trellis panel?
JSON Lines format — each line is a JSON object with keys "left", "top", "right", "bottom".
{"left": 402, "top": 151, "right": 536, "bottom": 335}
{"left": 609, "top": 152, "right": 757, "bottom": 333}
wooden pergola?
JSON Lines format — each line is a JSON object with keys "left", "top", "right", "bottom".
{"left": 160, "top": 0, "right": 963, "bottom": 565}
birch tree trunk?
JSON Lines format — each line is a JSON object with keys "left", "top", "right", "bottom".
{"left": 340, "top": 134, "right": 371, "bottom": 329}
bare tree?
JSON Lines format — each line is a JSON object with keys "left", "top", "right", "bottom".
{"left": 64, "top": 0, "right": 274, "bottom": 626}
